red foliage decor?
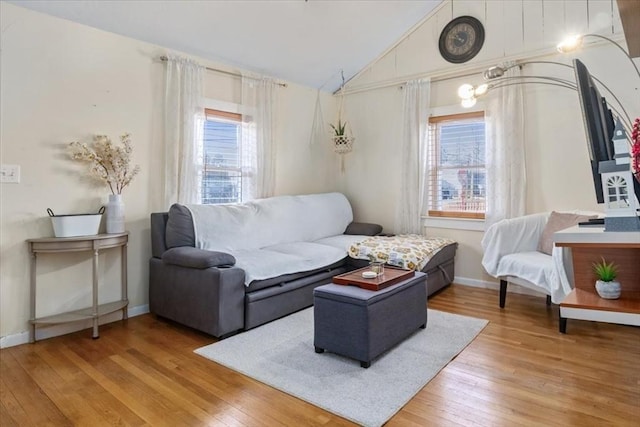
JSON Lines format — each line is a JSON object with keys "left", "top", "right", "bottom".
{"left": 632, "top": 118, "right": 640, "bottom": 181}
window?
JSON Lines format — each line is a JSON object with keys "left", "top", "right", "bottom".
{"left": 606, "top": 175, "right": 630, "bottom": 209}
{"left": 202, "top": 108, "right": 242, "bottom": 204}
{"left": 427, "top": 111, "right": 486, "bottom": 219}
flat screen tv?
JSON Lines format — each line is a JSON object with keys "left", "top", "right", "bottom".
{"left": 573, "top": 58, "right": 640, "bottom": 206}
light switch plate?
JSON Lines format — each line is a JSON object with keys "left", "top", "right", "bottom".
{"left": 1, "top": 164, "right": 21, "bottom": 183}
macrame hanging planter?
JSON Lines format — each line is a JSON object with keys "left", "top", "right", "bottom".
{"left": 331, "top": 123, "right": 354, "bottom": 172}
{"left": 332, "top": 131, "right": 354, "bottom": 154}
{"left": 331, "top": 73, "right": 355, "bottom": 171}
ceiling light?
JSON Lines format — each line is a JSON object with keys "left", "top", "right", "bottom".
{"left": 457, "top": 84, "right": 475, "bottom": 99}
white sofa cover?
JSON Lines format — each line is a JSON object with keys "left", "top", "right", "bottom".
{"left": 186, "top": 192, "right": 369, "bottom": 284}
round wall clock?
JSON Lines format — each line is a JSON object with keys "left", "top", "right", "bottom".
{"left": 438, "top": 16, "right": 485, "bottom": 64}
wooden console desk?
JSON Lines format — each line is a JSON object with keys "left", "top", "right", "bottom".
{"left": 28, "top": 232, "right": 129, "bottom": 342}
{"left": 554, "top": 226, "right": 640, "bottom": 333}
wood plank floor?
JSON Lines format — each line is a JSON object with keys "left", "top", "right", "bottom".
{"left": 1, "top": 285, "right": 639, "bottom": 426}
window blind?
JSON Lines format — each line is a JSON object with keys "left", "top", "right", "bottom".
{"left": 202, "top": 109, "right": 242, "bottom": 204}
{"left": 427, "top": 111, "right": 486, "bottom": 219}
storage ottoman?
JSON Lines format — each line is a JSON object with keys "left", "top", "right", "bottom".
{"left": 313, "top": 272, "right": 427, "bottom": 368}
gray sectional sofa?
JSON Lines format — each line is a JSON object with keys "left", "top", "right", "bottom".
{"left": 149, "top": 192, "right": 458, "bottom": 338}
{"left": 150, "top": 193, "right": 382, "bottom": 337}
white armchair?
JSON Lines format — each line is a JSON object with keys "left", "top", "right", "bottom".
{"left": 481, "top": 212, "right": 576, "bottom": 307}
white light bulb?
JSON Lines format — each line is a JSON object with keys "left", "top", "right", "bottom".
{"left": 461, "top": 97, "right": 477, "bottom": 108}
{"left": 474, "top": 84, "right": 489, "bottom": 96}
{"left": 557, "top": 35, "right": 582, "bottom": 53}
{"left": 457, "top": 84, "right": 475, "bottom": 100}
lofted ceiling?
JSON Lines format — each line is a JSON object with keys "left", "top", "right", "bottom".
{"left": 7, "top": 0, "right": 444, "bottom": 92}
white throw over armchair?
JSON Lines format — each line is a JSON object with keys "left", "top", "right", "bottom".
{"left": 481, "top": 212, "right": 596, "bottom": 308}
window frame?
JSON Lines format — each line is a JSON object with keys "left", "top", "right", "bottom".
{"left": 427, "top": 110, "right": 486, "bottom": 220}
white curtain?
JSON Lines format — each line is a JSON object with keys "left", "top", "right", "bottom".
{"left": 241, "top": 75, "right": 278, "bottom": 201}
{"left": 163, "top": 55, "right": 204, "bottom": 206}
{"left": 485, "top": 63, "right": 526, "bottom": 227}
{"left": 396, "top": 78, "right": 431, "bottom": 234}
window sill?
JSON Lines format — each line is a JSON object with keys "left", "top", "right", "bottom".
{"left": 422, "top": 216, "right": 485, "bottom": 231}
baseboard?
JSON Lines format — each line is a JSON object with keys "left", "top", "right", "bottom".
{"left": 0, "top": 304, "right": 149, "bottom": 349}
{"left": 453, "top": 276, "right": 496, "bottom": 288}
{"left": 453, "top": 276, "right": 547, "bottom": 298}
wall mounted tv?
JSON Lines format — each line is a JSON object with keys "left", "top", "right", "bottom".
{"left": 573, "top": 58, "right": 640, "bottom": 206}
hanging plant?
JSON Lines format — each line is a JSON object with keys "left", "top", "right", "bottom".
{"left": 330, "top": 119, "right": 354, "bottom": 154}
{"left": 331, "top": 72, "right": 355, "bottom": 156}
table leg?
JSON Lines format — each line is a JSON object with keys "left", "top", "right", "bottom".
{"left": 559, "top": 309, "right": 567, "bottom": 334}
{"left": 92, "top": 248, "right": 99, "bottom": 339}
{"left": 30, "top": 250, "right": 36, "bottom": 343}
{"left": 122, "top": 243, "right": 128, "bottom": 320}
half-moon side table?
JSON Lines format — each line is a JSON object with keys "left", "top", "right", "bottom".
{"left": 27, "top": 232, "right": 129, "bottom": 343}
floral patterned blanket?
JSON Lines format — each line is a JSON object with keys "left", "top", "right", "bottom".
{"left": 348, "top": 234, "right": 457, "bottom": 271}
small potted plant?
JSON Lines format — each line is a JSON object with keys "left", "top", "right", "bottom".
{"left": 330, "top": 119, "right": 354, "bottom": 154}
{"left": 592, "top": 257, "right": 621, "bottom": 299}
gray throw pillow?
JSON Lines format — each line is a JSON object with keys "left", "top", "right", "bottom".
{"left": 344, "top": 222, "right": 383, "bottom": 236}
{"left": 166, "top": 204, "right": 196, "bottom": 248}
{"left": 537, "top": 211, "right": 597, "bottom": 255}
{"left": 162, "top": 247, "right": 236, "bottom": 269}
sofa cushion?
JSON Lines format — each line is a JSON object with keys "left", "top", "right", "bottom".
{"left": 166, "top": 204, "right": 196, "bottom": 248}
{"left": 537, "top": 211, "right": 597, "bottom": 255}
{"left": 314, "top": 235, "right": 372, "bottom": 252}
{"left": 162, "top": 247, "right": 235, "bottom": 269}
{"left": 185, "top": 193, "right": 353, "bottom": 252}
{"left": 497, "top": 251, "right": 555, "bottom": 291}
{"left": 234, "top": 242, "right": 347, "bottom": 285}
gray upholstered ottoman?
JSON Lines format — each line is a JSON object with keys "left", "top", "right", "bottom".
{"left": 313, "top": 272, "right": 427, "bottom": 368}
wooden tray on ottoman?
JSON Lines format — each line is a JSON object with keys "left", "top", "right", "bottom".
{"left": 333, "top": 266, "right": 415, "bottom": 291}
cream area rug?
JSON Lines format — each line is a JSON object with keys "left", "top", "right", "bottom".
{"left": 195, "top": 307, "right": 488, "bottom": 427}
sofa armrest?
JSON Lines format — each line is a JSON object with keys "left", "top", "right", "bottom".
{"left": 149, "top": 258, "right": 245, "bottom": 337}
{"left": 344, "top": 222, "right": 383, "bottom": 236}
{"left": 162, "top": 247, "right": 236, "bottom": 269}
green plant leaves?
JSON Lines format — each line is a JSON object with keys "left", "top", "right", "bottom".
{"left": 330, "top": 119, "right": 347, "bottom": 136}
{"left": 592, "top": 257, "right": 618, "bottom": 282}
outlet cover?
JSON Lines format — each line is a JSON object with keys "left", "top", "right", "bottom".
{"left": 1, "top": 164, "right": 21, "bottom": 183}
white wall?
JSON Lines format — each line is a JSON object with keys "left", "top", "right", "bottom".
{"left": 0, "top": 2, "right": 338, "bottom": 344}
{"left": 340, "top": 0, "right": 640, "bottom": 286}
